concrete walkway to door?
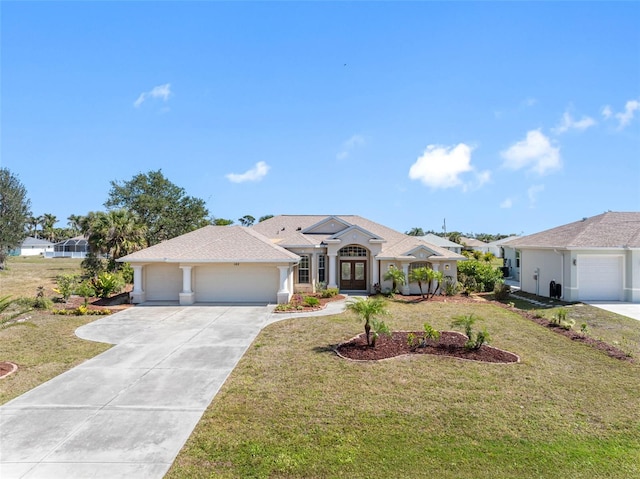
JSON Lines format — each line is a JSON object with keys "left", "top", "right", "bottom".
{"left": 0, "top": 300, "right": 346, "bottom": 479}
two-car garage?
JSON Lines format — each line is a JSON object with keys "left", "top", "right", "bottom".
{"left": 143, "top": 263, "right": 281, "bottom": 304}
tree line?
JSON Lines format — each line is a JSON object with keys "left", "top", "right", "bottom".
{"left": 404, "top": 227, "right": 516, "bottom": 244}
{"left": 0, "top": 168, "right": 273, "bottom": 269}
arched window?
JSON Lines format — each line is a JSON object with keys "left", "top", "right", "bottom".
{"left": 338, "top": 245, "right": 367, "bottom": 257}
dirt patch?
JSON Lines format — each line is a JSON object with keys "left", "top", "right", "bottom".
{"left": 336, "top": 331, "right": 519, "bottom": 363}
{"left": 58, "top": 291, "right": 133, "bottom": 313}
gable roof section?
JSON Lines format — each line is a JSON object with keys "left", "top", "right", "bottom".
{"left": 118, "top": 226, "right": 299, "bottom": 263}
{"left": 253, "top": 215, "right": 465, "bottom": 260}
{"left": 459, "top": 236, "right": 488, "bottom": 247}
{"left": 487, "top": 236, "right": 520, "bottom": 247}
{"left": 505, "top": 212, "right": 640, "bottom": 249}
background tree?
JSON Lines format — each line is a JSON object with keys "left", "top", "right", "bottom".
{"left": 83, "top": 210, "right": 147, "bottom": 261}
{"left": 448, "top": 232, "right": 462, "bottom": 244}
{"left": 67, "top": 214, "right": 82, "bottom": 235}
{"left": 258, "top": 214, "right": 274, "bottom": 222}
{"left": 238, "top": 215, "right": 255, "bottom": 227}
{"left": 212, "top": 218, "right": 234, "bottom": 226}
{"left": 40, "top": 213, "right": 57, "bottom": 241}
{"left": 405, "top": 227, "right": 425, "bottom": 236}
{"left": 26, "top": 216, "right": 40, "bottom": 238}
{"left": 0, "top": 168, "right": 32, "bottom": 269}
{"left": 105, "top": 170, "right": 209, "bottom": 246}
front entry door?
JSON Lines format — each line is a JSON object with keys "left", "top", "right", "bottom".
{"left": 340, "top": 260, "right": 367, "bottom": 290}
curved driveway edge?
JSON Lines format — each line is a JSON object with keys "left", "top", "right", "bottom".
{"left": 0, "top": 301, "right": 346, "bottom": 479}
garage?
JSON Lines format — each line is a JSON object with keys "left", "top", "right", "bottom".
{"left": 194, "top": 263, "right": 280, "bottom": 303}
{"left": 577, "top": 255, "right": 624, "bottom": 301}
{"left": 145, "top": 264, "right": 182, "bottom": 301}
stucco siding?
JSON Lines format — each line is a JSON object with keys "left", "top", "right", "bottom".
{"left": 520, "top": 250, "right": 564, "bottom": 298}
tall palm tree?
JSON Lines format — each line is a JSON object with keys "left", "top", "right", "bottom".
{"left": 346, "top": 297, "right": 388, "bottom": 347}
{"left": 85, "top": 210, "right": 147, "bottom": 262}
{"left": 41, "top": 213, "right": 57, "bottom": 242}
{"left": 67, "top": 214, "right": 82, "bottom": 235}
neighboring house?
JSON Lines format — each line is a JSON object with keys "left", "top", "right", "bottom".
{"left": 45, "top": 236, "right": 90, "bottom": 259}
{"left": 118, "top": 215, "right": 465, "bottom": 305}
{"left": 10, "top": 237, "right": 55, "bottom": 256}
{"left": 459, "top": 236, "right": 489, "bottom": 253}
{"left": 504, "top": 212, "right": 640, "bottom": 302}
{"left": 417, "top": 233, "right": 463, "bottom": 254}
{"left": 487, "top": 236, "right": 521, "bottom": 280}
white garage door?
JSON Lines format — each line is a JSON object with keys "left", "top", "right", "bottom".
{"left": 195, "top": 264, "right": 279, "bottom": 303}
{"left": 145, "top": 264, "right": 182, "bottom": 301}
{"left": 578, "top": 255, "right": 623, "bottom": 301}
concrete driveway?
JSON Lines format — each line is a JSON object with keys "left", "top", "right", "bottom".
{"left": 584, "top": 302, "right": 640, "bottom": 321}
{"left": 0, "top": 304, "right": 310, "bottom": 479}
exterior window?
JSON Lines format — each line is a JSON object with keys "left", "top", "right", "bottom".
{"left": 318, "top": 254, "right": 326, "bottom": 283}
{"left": 409, "top": 262, "right": 429, "bottom": 273}
{"left": 298, "top": 254, "right": 310, "bottom": 283}
{"left": 338, "top": 245, "right": 367, "bottom": 257}
{"left": 516, "top": 251, "right": 520, "bottom": 268}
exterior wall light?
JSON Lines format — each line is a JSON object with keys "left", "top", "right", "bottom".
{"left": 572, "top": 259, "right": 577, "bottom": 266}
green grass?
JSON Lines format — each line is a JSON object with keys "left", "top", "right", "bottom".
{"left": 0, "top": 256, "right": 83, "bottom": 299}
{"left": 0, "top": 311, "right": 111, "bottom": 404}
{"left": 167, "top": 300, "right": 640, "bottom": 479}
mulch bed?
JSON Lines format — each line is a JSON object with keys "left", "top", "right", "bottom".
{"left": 336, "top": 331, "right": 519, "bottom": 363}
{"left": 57, "top": 291, "right": 133, "bottom": 312}
{"left": 0, "top": 361, "right": 18, "bottom": 379}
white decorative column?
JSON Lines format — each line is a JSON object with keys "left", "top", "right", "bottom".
{"left": 277, "top": 265, "right": 292, "bottom": 304}
{"left": 401, "top": 262, "right": 411, "bottom": 295}
{"left": 130, "top": 264, "right": 146, "bottom": 304}
{"left": 328, "top": 253, "right": 338, "bottom": 289}
{"left": 372, "top": 257, "right": 379, "bottom": 293}
{"left": 179, "top": 265, "right": 195, "bottom": 305}
{"left": 432, "top": 263, "right": 440, "bottom": 295}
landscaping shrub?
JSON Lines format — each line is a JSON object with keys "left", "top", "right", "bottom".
{"left": 458, "top": 259, "right": 503, "bottom": 292}
{"left": 451, "top": 313, "right": 490, "bottom": 350}
{"left": 92, "top": 272, "right": 125, "bottom": 299}
{"left": 303, "top": 296, "right": 320, "bottom": 307}
{"left": 321, "top": 288, "right": 339, "bottom": 298}
{"left": 75, "top": 280, "right": 95, "bottom": 306}
{"left": 54, "top": 273, "right": 80, "bottom": 302}
{"left": 493, "top": 281, "right": 511, "bottom": 300}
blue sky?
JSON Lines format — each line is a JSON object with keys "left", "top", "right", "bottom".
{"left": 2, "top": 1, "right": 639, "bottom": 237}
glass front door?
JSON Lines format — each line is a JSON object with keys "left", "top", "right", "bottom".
{"left": 340, "top": 260, "right": 367, "bottom": 290}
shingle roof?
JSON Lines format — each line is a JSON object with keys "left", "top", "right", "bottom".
{"left": 21, "top": 237, "right": 54, "bottom": 247}
{"left": 505, "top": 212, "right": 640, "bottom": 249}
{"left": 459, "top": 236, "right": 489, "bottom": 247}
{"left": 417, "top": 233, "right": 461, "bottom": 249}
{"left": 118, "top": 226, "right": 300, "bottom": 263}
{"left": 253, "top": 215, "right": 464, "bottom": 260}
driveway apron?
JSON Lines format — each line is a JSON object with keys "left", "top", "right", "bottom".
{"left": 0, "top": 305, "right": 274, "bottom": 479}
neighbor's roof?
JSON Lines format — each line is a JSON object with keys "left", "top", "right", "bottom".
{"left": 118, "top": 226, "right": 300, "bottom": 263}
{"left": 252, "top": 215, "right": 464, "bottom": 260}
{"left": 486, "top": 236, "right": 520, "bottom": 247}
{"left": 459, "top": 236, "right": 489, "bottom": 247}
{"left": 417, "top": 233, "right": 462, "bottom": 249}
{"left": 504, "top": 212, "right": 640, "bottom": 249}
{"left": 21, "top": 237, "right": 54, "bottom": 247}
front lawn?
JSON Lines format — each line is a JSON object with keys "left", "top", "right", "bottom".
{"left": 167, "top": 299, "right": 640, "bottom": 479}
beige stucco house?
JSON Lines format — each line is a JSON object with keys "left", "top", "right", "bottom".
{"left": 504, "top": 212, "right": 640, "bottom": 302}
{"left": 118, "top": 214, "right": 465, "bottom": 305}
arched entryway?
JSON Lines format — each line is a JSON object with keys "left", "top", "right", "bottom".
{"left": 338, "top": 245, "right": 368, "bottom": 291}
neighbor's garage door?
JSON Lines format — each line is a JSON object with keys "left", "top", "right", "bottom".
{"left": 195, "top": 264, "right": 279, "bottom": 303}
{"left": 145, "top": 264, "right": 182, "bottom": 301}
{"left": 578, "top": 255, "right": 623, "bottom": 301}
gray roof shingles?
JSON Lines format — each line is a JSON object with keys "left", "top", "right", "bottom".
{"left": 505, "top": 212, "right": 640, "bottom": 249}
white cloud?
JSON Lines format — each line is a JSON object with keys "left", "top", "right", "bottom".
{"left": 336, "top": 134, "right": 365, "bottom": 160}
{"left": 225, "top": 161, "right": 270, "bottom": 183}
{"left": 552, "top": 111, "right": 596, "bottom": 134}
{"left": 601, "top": 105, "right": 613, "bottom": 119}
{"left": 615, "top": 99, "right": 639, "bottom": 128}
{"left": 408, "top": 143, "right": 490, "bottom": 190}
{"left": 500, "top": 198, "right": 513, "bottom": 209}
{"left": 134, "top": 83, "right": 172, "bottom": 108}
{"left": 501, "top": 130, "right": 561, "bottom": 175}
{"left": 528, "top": 184, "right": 544, "bottom": 208}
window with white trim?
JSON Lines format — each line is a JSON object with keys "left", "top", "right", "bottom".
{"left": 298, "top": 254, "right": 310, "bottom": 283}
{"left": 318, "top": 254, "right": 326, "bottom": 283}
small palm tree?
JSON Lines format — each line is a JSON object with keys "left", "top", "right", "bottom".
{"left": 408, "top": 266, "right": 430, "bottom": 299}
{"left": 429, "top": 269, "right": 445, "bottom": 298}
{"left": 346, "top": 297, "right": 389, "bottom": 347}
{"left": 383, "top": 266, "right": 405, "bottom": 294}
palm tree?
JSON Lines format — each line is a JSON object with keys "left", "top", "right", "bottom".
{"left": 84, "top": 209, "right": 147, "bottom": 263}
{"left": 67, "top": 214, "right": 82, "bottom": 235}
{"left": 41, "top": 213, "right": 57, "bottom": 242}
{"left": 383, "top": 266, "right": 405, "bottom": 294}
{"left": 346, "top": 297, "right": 388, "bottom": 347}
{"left": 408, "top": 266, "right": 430, "bottom": 299}
{"left": 429, "top": 269, "right": 445, "bottom": 298}
{"left": 405, "top": 227, "right": 424, "bottom": 236}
